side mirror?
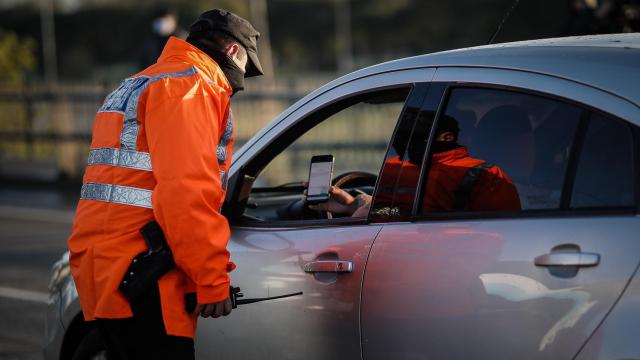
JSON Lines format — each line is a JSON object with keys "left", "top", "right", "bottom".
{"left": 222, "top": 174, "right": 256, "bottom": 220}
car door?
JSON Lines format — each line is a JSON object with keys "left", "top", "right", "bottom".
{"left": 361, "top": 69, "right": 640, "bottom": 359}
{"left": 195, "top": 70, "right": 434, "bottom": 359}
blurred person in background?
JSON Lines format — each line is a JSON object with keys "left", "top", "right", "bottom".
{"left": 67, "top": 9, "right": 263, "bottom": 360}
{"left": 140, "top": 8, "right": 186, "bottom": 68}
{"left": 566, "top": 0, "right": 639, "bottom": 34}
{"left": 619, "top": 0, "right": 640, "bottom": 31}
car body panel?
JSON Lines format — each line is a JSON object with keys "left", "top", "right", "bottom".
{"left": 44, "top": 271, "right": 83, "bottom": 360}
{"left": 419, "top": 45, "right": 640, "bottom": 107}
{"left": 337, "top": 34, "right": 640, "bottom": 106}
{"left": 59, "top": 271, "right": 81, "bottom": 330}
{"left": 361, "top": 216, "right": 640, "bottom": 359}
{"left": 575, "top": 261, "right": 640, "bottom": 360}
{"left": 44, "top": 291, "right": 64, "bottom": 360}
{"left": 194, "top": 223, "right": 382, "bottom": 360}
{"left": 433, "top": 67, "right": 640, "bottom": 125}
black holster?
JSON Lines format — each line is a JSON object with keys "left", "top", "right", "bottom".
{"left": 119, "top": 221, "right": 175, "bottom": 302}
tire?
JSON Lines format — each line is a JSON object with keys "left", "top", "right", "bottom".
{"left": 71, "top": 327, "right": 107, "bottom": 360}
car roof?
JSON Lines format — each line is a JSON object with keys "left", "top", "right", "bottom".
{"left": 234, "top": 34, "right": 639, "bottom": 162}
{"left": 313, "top": 33, "right": 640, "bottom": 107}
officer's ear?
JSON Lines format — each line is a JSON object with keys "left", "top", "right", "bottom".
{"left": 224, "top": 43, "right": 241, "bottom": 59}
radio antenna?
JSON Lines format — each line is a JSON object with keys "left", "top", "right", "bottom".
{"left": 487, "top": 0, "right": 522, "bottom": 45}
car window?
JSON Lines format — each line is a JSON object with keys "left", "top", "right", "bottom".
{"left": 243, "top": 87, "right": 411, "bottom": 222}
{"left": 256, "top": 95, "right": 406, "bottom": 187}
{"left": 417, "top": 87, "right": 584, "bottom": 214}
{"left": 571, "top": 112, "right": 634, "bottom": 208}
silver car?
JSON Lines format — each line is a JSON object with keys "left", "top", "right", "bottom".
{"left": 46, "top": 33, "right": 640, "bottom": 360}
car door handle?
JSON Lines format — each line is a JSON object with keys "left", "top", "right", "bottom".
{"left": 303, "top": 260, "right": 353, "bottom": 273}
{"left": 534, "top": 252, "right": 600, "bottom": 267}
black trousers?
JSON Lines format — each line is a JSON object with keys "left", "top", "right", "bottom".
{"left": 96, "top": 285, "right": 195, "bottom": 360}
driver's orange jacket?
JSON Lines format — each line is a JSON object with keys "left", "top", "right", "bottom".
{"left": 377, "top": 147, "right": 520, "bottom": 214}
{"left": 67, "top": 37, "right": 235, "bottom": 338}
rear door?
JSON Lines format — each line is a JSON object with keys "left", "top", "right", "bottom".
{"left": 361, "top": 71, "right": 640, "bottom": 359}
{"left": 196, "top": 71, "right": 433, "bottom": 359}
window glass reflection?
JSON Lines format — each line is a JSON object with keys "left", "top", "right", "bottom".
{"left": 571, "top": 113, "right": 634, "bottom": 208}
{"left": 419, "top": 88, "right": 582, "bottom": 213}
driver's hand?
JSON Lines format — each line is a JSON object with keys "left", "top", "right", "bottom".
{"left": 308, "top": 186, "right": 359, "bottom": 215}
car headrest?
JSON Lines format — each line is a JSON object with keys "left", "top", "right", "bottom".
{"left": 472, "top": 105, "right": 534, "bottom": 183}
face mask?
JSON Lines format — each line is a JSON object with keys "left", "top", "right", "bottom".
{"left": 186, "top": 38, "right": 247, "bottom": 95}
{"left": 218, "top": 55, "right": 246, "bottom": 95}
{"left": 204, "top": 49, "right": 246, "bottom": 95}
{"left": 431, "top": 141, "right": 461, "bottom": 154}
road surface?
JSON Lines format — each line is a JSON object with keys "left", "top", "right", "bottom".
{"left": 0, "top": 186, "right": 75, "bottom": 360}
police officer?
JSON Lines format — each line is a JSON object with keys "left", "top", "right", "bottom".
{"left": 67, "top": 9, "right": 263, "bottom": 359}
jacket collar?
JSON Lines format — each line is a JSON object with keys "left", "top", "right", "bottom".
{"left": 157, "top": 37, "right": 232, "bottom": 95}
{"left": 432, "top": 146, "right": 469, "bottom": 163}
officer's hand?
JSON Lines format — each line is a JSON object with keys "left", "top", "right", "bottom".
{"left": 194, "top": 297, "right": 232, "bottom": 318}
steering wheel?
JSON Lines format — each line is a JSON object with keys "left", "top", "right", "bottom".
{"left": 276, "top": 171, "right": 378, "bottom": 220}
{"left": 331, "top": 171, "right": 377, "bottom": 189}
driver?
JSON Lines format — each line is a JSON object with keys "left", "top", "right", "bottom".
{"left": 310, "top": 116, "right": 521, "bottom": 215}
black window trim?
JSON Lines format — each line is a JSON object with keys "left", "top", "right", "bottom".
{"left": 408, "top": 82, "right": 638, "bottom": 223}
{"left": 227, "top": 83, "right": 419, "bottom": 228}
{"left": 634, "top": 125, "right": 640, "bottom": 214}
{"left": 409, "top": 83, "right": 449, "bottom": 217}
{"left": 368, "top": 82, "right": 434, "bottom": 223}
{"left": 559, "top": 110, "right": 591, "bottom": 209}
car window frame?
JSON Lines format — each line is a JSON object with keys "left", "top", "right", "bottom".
{"left": 406, "top": 82, "right": 639, "bottom": 223}
{"left": 226, "top": 83, "right": 424, "bottom": 228}
{"left": 367, "top": 82, "right": 447, "bottom": 223}
{"left": 635, "top": 125, "right": 640, "bottom": 215}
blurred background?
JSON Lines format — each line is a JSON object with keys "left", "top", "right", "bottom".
{"left": 0, "top": 0, "right": 639, "bottom": 188}
{"left": 0, "top": 0, "right": 638, "bottom": 359}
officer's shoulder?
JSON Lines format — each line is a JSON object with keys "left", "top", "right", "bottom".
{"left": 144, "top": 66, "right": 226, "bottom": 98}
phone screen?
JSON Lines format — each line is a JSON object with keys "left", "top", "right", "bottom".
{"left": 307, "top": 157, "right": 334, "bottom": 203}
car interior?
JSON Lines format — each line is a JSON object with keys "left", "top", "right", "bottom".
{"left": 224, "top": 87, "right": 411, "bottom": 225}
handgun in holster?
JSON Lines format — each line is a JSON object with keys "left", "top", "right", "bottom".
{"left": 119, "top": 221, "right": 175, "bottom": 302}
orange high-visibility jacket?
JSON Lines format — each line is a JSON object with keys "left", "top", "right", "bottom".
{"left": 378, "top": 147, "right": 520, "bottom": 214}
{"left": 68, "top": 37, "right": 236, "bottom": 338}
{"left": 423, "top": 146, "right": 521, "bottom": 212}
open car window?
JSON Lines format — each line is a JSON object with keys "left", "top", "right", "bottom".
{"left": 240, "top": 87, "right": 412, "bottom": 224}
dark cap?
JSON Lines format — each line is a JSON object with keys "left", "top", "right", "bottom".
{"left": 437, "top": 115, "right": 460, "bottom": 135}
{"left": 189, "top": 9, "right": 263, "bottom": 77}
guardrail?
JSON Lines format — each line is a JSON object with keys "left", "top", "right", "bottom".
{"left": 0, "top": 82, "right": 398, "bottom": 185}
{"left": 0, "top": 84, "right": 309, "bottom": 181}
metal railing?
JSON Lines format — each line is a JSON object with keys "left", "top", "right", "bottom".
{"left": 0, "top": 81, "right": 400, "bottom": 185}
{"left": 0, "top": 83, "right": 308, "bottom": 181}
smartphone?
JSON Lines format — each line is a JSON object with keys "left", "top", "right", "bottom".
{"left": 306, "top": 155, "right": 334, "bottom": 205}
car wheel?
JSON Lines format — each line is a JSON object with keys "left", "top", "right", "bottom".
{"left": 71, "top": 327, "right": 107, "bottom": 360}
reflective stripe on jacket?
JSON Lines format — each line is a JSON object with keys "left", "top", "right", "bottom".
{"left": 68, "top": 37, "right": 235, "bottom": 338}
